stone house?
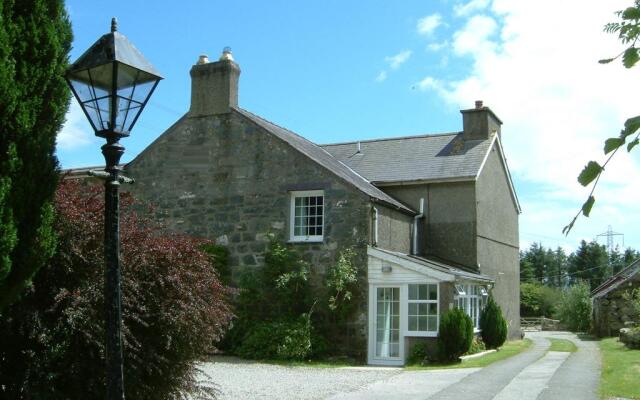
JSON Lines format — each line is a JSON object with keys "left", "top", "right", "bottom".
{"left": 120, "top": 49, "right": 521, "bottom": 365}
{"left": 592, "top": 258, "right": 640, "bottom": 337}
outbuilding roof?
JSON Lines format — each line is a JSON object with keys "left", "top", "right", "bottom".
{"left": 321, "top": 132, "right": 493, "bottom": 184}
{"left": 591, "top": 258, "right": 640, "bottom": 299}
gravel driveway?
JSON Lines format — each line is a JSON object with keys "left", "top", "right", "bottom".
{"left": 198, "top": 332, "right": 601, "bottom": 400}
{"left": 197, "top": 357, "right": 401, "bottom": 400}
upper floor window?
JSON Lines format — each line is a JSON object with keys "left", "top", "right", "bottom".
{"left": 407, "top": 283, "right": 438, "bottom": 334}
{"left": 290, "top": 190, "right": 324, "bottom": 242}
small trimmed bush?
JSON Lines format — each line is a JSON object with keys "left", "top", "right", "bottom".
{"left": 480, "top": 296, "right": 508, "bottom": 349}
{"left": 407, "top": 342, "right": 429, "bottom": 365}
{"left": 437, "top": 308, "right": 474, "bottom": 362}
{"left": 236, "top": 315, "right": 312, "bottom": 360}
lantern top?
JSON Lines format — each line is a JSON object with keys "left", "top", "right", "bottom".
{"left": 67, "top": 18, "right": 162, "bottom": 80}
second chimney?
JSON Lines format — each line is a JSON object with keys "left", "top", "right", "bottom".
{"left": 189, "top": 47, "right": 240, "bottom": 116}
{"left": 460, "top": 100, "right": 502, "bottom": 140}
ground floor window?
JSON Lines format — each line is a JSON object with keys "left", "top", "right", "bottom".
{"left": 407, "top": 283, "right": 438, "bottom": 333}
{"left": 454, "top": 284, "right": 487, "bottom": 329}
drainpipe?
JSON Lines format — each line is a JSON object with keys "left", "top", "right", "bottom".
{"left": 412, "top": 198, "right": 425, "bottom": 255}
{"left": 372, "top": 207, "right": 378, "bottom": 246}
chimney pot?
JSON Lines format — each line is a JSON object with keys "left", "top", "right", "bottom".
{"left": 475, "top": 100, "right": 483, "bottom": 109}
{"left": 219, "top": 47, "right": 234, "bottom": 61}
{"left": 197, "top": 54, "right": 209, "bottom": 65}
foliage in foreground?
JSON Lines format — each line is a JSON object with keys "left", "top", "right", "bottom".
{"left": 565, "top": 1, "right": 640, "bottom": 233}
{"left": 0, "top": 0, "right": 72, "bottom": 311}
{"left": 600, "top": 337, "right": 640, "bottom": 400}
{"left": 0, "top": 181, "right": 233, "bottom": 399}
{"left": 437, "top": 308, "right": 474, "bottom": 362}
{"left": 557, "top": 282, "right": 592, "bottom": 332}
{"left": 480, "top": 296, "right": 508, "bottom": 350}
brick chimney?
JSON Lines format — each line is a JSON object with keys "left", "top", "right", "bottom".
{"left": 189, "top": 47, "right": 240, "bottom": 116}
{"left": 460, "top": 100, "right": 502, "bottom": 140}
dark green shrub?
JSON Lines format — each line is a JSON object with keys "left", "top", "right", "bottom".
{"left": 480, "top": 296, "right": 508, "bottom": 349}
{"left": 407, "top": 342, "right": 429, "bottom": 365}
{"left": 236, "top": 315, "right": 312, "bottom": 360}
{"left": 437, "top": 308, "right": 474, "bottom": 362}
{"left": 202, "top": 243, "right": 231, "bottom": 285}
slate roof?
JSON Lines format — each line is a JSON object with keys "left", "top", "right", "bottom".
{"left": 591, "top": 258, "right": 640, "bottom": 299}
{"left": 233, "top": 107, "right": 415, "bottom": 214}
{"left": 321, "top": 133, "right": 493, "bottom": 184}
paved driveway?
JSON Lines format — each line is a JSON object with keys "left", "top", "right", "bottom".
{"left": 199, "top": 331, "right": 600, "bottom": 400}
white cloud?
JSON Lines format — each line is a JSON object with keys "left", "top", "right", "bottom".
{"left": 385, "top": 50, "right": 412, "bottom": 69}
{"left": 454, "top": 0, "right": 491, "bottom": 17}
{"left": 416, "top": 76, "right": 444, "bottom": 93}
{"left": 452, "top": 15, "right": 497, "bottom": 56}
{"left": 417, "top": 14, "right": 443, "bottom": 36}
{"left": 375, "top": 71, "right": 388, "bottom": 82}
{"left": 57, "top": 101, "right": 95, "bottom": 150}
{"left": 429, "top": 0, "right": 640, "bottom": 248}
{"left": 427, "top": 41, "right": 449, "bottom": 52}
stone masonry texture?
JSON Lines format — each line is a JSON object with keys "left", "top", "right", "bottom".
{"left": 124, "top": 109, "right": 411, "bottom": 356}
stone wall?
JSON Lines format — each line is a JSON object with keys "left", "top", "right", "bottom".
{"left": 593, "top": 277, "right": 640, "bottom": 337}
{"left": 124, "top": 109, "right": 411, "bottom": 356}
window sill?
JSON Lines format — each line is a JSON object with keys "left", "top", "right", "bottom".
{"left": 288, "top": 238, "right": 324, "bottom": 244}
{"left": 404, "top": 331, "right": 438, "bottom": 338}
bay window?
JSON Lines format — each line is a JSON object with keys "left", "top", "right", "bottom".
{"left": 454, "top": 284, "right": 487, "bottom": 330}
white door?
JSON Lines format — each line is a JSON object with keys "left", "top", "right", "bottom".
{"left": 372, "top": 286, "right": 402, "bottom": 364}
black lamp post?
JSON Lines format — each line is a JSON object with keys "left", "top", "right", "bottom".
{"left": 65, "top": 18, "right": 162, "bottom": 400}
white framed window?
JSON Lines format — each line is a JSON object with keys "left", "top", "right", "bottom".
{"left": 289, "top": 190, "right": 324, "bottom": 242}
{"left": 454, "top": 284, "right": 487, "bottom": 330}
{"left": 407, "top": 283, "right": 438, "bottom": 335}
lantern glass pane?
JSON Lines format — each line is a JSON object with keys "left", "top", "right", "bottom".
{"left": 83, "top": 96, "right": 111, "bottom": 131}
{"left": 115, "top": 63, "right": 158, "bottom": 132}
{"left": 87, "top": 63, "right": 115, "bottom": 91}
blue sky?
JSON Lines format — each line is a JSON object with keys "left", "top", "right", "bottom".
{"left": 59, "top": 0, "right": 640, "bottom": 253}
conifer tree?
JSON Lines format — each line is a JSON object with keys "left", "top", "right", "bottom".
{"left": 0, "top": 0, "right": 72, "bottom": 310}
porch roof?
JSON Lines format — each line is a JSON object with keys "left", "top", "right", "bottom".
{"left": 368, "top": 246, "right": 493, "bottom": 283}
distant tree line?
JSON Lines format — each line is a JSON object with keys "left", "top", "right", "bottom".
{"left": 520, "top": 241, "right": 639, "bottom": 291}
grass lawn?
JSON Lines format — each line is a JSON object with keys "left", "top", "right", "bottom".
{"left": 406, "top": 339, "right": 533, "bottom": 370}
{"left": 548, "top": 338, "right": 577, "bottom": 353}
{"left": 599, "top": 337, "right": 640, "bottom": 400}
